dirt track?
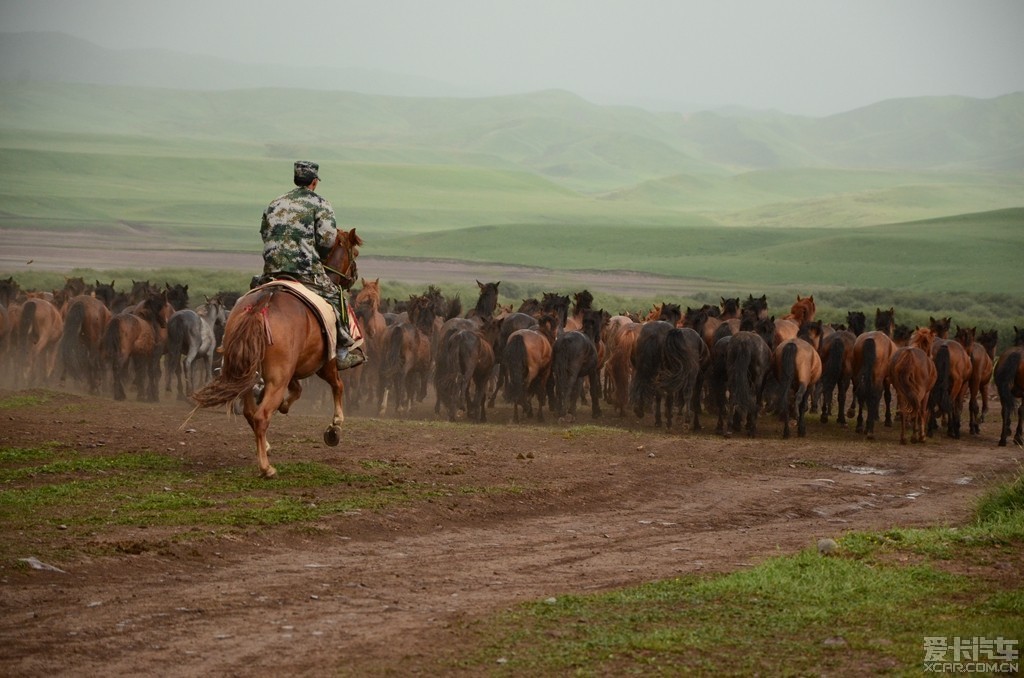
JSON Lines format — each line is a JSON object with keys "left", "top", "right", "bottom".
{"left": 0, "top": 228, "right": 734, "bottom": 299}
{"left": 0, "top": 386, "right": 1020, "bottom": 676}
{"left": 1, "top": 227, "right": 1022, "bottom": 674}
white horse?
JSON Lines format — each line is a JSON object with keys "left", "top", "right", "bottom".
{"left": 164, "top": 297, "right": 224, "bottom": 399}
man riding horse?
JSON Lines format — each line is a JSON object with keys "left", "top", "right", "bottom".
{"left": 256, "top": 160, "right": 365, "bottom": 370}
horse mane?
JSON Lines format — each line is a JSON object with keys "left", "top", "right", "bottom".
{"left": 874, "top": 307, "right": 895, "bottom": 336}
{"left": 572, "top": 290, "right": 594, "bottom": 315}
{"left": 909, "top": 326, "right": 936, "bottom": 353}
{"left": 928, "top": 316, "right": 952, "bottom": 339}
{"left": 785, "top": 295, "right": 816, "bottom": 325}
{"left": 954, "top": 325, "right": 975, "bottom": 349}
{"left": 846, "top": 311, "right": 866, "bottom": 335}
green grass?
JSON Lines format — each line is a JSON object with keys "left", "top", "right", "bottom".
{"left": 442, "top": 474, "right": 1024, "bottom": 675}
{"left": 0, "top": 443, "right": 520, "bottom": 561}
{"left": 0, "top": 394, "right": 51, "bottom": 409}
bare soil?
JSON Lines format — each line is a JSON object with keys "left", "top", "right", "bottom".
{"left": 0, "top": 385, "right": 1020, "bottom": 677}
{"left": 1, "top": 231, "right": 1021, "bottom": 675}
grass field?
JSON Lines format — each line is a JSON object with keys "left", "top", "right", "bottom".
{"left": 1, "top": 82, "right": 1021, "bottom": 340}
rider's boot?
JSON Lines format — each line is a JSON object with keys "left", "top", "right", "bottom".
{"left": 334, "top": 315, "right": 366, "bottom": 371}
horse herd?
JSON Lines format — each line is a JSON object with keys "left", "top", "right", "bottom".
{"left": 3, "top": 274, "right": 1024, "bottom": 451}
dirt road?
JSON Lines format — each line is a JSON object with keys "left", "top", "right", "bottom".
{"left": 0, "top": 388, "right": 1019, "bottom": 676}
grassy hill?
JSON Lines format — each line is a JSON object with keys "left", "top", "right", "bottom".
{"left": 0, "top": 54, "right": 1021, "bottom": 306}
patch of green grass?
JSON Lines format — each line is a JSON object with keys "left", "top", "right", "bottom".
{"left": 0, "top": 444, "right": 525, "bottom": 560}
{"left": 440, "top": 474, "right": 1024, "bottom": 675}
{"left": 0, "top": 394, "right": 50, "bottom": 409}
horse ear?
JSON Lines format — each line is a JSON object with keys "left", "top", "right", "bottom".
{"left": 476, "top": 280, "right": 483, "bottom": 288}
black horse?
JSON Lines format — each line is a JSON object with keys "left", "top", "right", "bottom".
{"left": 551, "top": 308, "right": 605, "bottom": 422}
{"left": 723, "top": 330, "right": 773, "bottom": 437}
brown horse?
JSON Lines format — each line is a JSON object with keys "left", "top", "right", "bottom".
{"left": 928, "top": 334, "right": 973, "bottom": 439}
{"left": 101, "top": 292, "right": 168, "bottom": 401}
{"left": 818, "top": 328, "right": 857, "bottom": 426}
{"left": 192, "top": 228, "right": 362, "bottom": 478}
{"left": 954, "top": 326, "right": 993, "bottom": 436}
{"left": 58, "top": 294, "right": 112, "bottom": 393}
{"left": 602, "top": 315, "right": 642, "bottom": 417}
{"left": 378, "top": 293, "right": 436, "bottom": 416}
{"left": 783, "top": 294, "right": 816, "bottom": 325}
{"left": 440, "top": 324, "right": 496, "bottom": 422}
{"left": 975, "top": 329, "right": 999, "bottom": 424}
{"left": 995, "top": 327, "right": 1024, "bottom": 447}
{"left": 18, "top": 297, "right": 65, "bottom": 385}
{"left": 771, "top": 337, "right": 822, "bottom": 438}
{"left": 852, "top": 330, "right": 898, "bottom": 438}
{"left": 352, "top": 278, "right": 389, "bottom": 409}
{"left": 503, "top": 315, "right": 558, "bottom": 422}
{"left": 888, "top": 328, "right": 938, "bottom": 445}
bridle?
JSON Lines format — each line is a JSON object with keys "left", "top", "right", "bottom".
{"left": 324, "top": 230, "right": 359, "bottom": 290}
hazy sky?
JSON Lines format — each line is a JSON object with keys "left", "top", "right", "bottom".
{"left": 2, "top": 0, "right": 1023, "bottom": 115}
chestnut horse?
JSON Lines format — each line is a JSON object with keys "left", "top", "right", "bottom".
{"left": 888, "top": 327, "right": 938, "bottom": 445}
{"left": 928, "top": 334, "right": 973, "bottom": 440}
{"left": 503, "top": 314, "right": 558, "bottom": 423}
{"left": 18, "top": 297, "right": 65, "bottom": 385}
{"left": 954, "top": 326, "right": 994, "bottom": 436}
{"left": 192, "top": 228, "right": 362, "bottom": 478}
{"left": 852, "top": 328, "right": 897, "bottom": 439}
{"left": 58, "top": 294, "right": 112, "bottom": 393}
{"left": 995, "top": 326, "right": 1024, "bottom": 447}
{"left": 101, "top": 292, "right": 169, "bottom": 401}
{"left": 772, "top": 337, "right": 822, "bottom": 438}
{"left": 352, "top": 278, "right": 389, "bottom": 409}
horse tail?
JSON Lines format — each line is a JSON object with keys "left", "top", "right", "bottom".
{"left": 728, "top": 339, "right": 755, "bottom": 413}
{"left": 820, "top": 336, "right": 844, "bottom": 400}
{"left": 856, "top": 337, "right": 876, "bottom": 404}
{"left": 192, "top": 304, "right": 266, "bottom": 408}
{"left": 662, "top": 329, "right": 697, "bottom": 400}
{"left": 629, "top": 333, "right": 661, "bottom": 410}
{"left": 503, "top": 333, "right": 528, "bottom": 404}
{"left": 995, "top": 350, "right": 1022, "bottom": 425}
{"left": 776, "top": 341, "right": 797, "bottom": 417}
{"left": 18, "top": 299, "right": 37, "bottom": 345}
{"left": 931, "top": 344, "right": 952, "bottom": 415}
{"left": 58, "top": 301, "right": 87, "bottom": 382}
{"left": 101, "top": 313, "right": 121, "bottom": 360}
{"left": 551, "top": 337, "right": 580, "bottom": 415}
{"left": 382, "top": 324, "right": 406, "bottom": 382}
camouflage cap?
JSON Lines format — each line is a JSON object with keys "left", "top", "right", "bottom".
{"left": 294, "top": 160, "right": 320, "bottom": 183}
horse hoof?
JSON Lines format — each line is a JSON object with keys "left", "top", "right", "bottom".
{"left": 262, "top": 466, "right": 277, "bottom": 479}
{"left": 323, "top": 425, "right": 342, "bottom": 447}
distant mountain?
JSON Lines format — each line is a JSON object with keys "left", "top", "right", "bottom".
{"left": 1, "top": 30, "right": 1022, "bottom": 198}
{"left": 0, "top": 30, "right": 468, "bottom": 97}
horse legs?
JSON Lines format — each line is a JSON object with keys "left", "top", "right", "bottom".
{"left": 1015, "top": 401, "right": 1024, "bottom": 446}
{"left": 837, "top": 377, "right": 850, "bottom": 427}
{"left": 588, "top": 368, "right": 601, "bottom": 419}
{"left": 796, "top": 385, "right": 810, "bottom": 437}
{"left": 146, "top": 352, "right": 161, "bottom": 402}
{"left": 245, "top": 382, "right": 288, "bottom": 478}
{"left": 968, "top": 385, "right": 980, "bottom": 435}
{"left": 320, "top": 368, "right": 345, "bottom": 447}
{"left": 882, "top": 380, "right": 893, "bottom": 427}
{"left": 111, "top": 354, "right": 128, "bottom": 401}
{"left": 277, "top": 379, "right": 302, "bottom": 414}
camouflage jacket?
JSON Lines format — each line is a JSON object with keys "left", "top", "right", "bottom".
{"left": 260, "top": 187, "right": 339, "bottom": 293}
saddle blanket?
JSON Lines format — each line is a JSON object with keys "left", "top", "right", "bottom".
{"left": 247, "top": 280, "right": 364, "bottom": 360}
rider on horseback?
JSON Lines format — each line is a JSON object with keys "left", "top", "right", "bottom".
{"left": 257, "top": 160, "right": 365, "bottom": 370}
